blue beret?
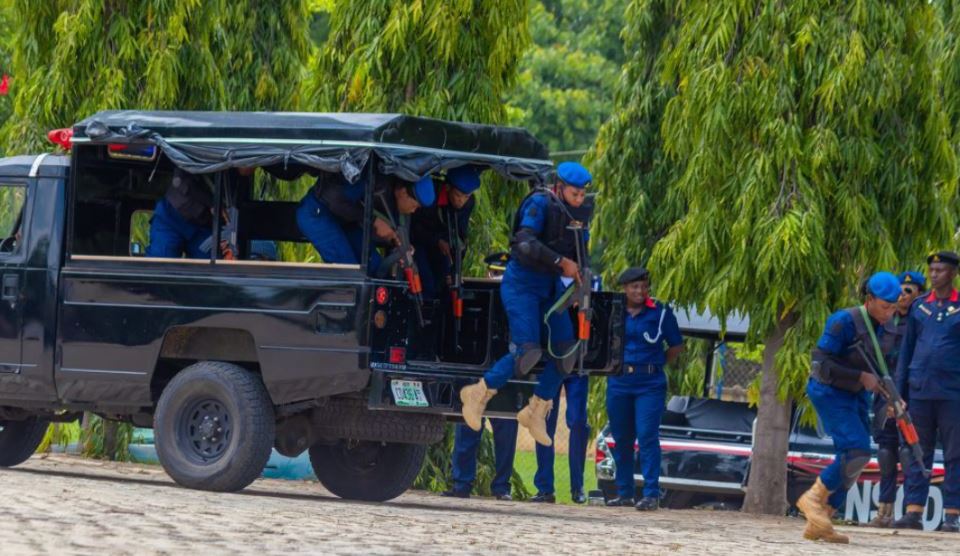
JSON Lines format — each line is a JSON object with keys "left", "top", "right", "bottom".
{"left": 899, "top": 271, "right": 926, "bottom": 289}
{"left": 557, "top": 161, "right": 592, "bottom": 189}
{"left": 411, "top": 175, "right": 436, "bottom": 207}
{"left": 447, "top": 166, "right": 481, "bottom": 194}
{"left": 867, "top": 271, "right": 902, "bottom": 303}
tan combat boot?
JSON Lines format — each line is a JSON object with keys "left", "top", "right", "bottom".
{"left": 459, "top": 379, "right": 496, "bottom": 431}
{"left": 798, "top": 479, "right": 847, "bottom": 543}
{"left": 868, "top": 502, "right": 894, "bottom": 528}
{"left": 517, "top": 395, "right": 554, "bottom": 446}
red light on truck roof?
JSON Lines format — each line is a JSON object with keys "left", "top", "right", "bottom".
{"left": 47, "top": 128, "right": 73, "bottom": 150}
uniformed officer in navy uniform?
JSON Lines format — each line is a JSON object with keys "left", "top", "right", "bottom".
{"left": 442, "top": 252, "right": 519, "bottom": 501}
{"left": 410, "top": 166, "right": 481, "bottom": 299}
{"left": 295, "top": 172, "right": 435, "bottom": 272}
{"left": 894, "top": 251, "right": 960, "bottom": 532}
{"left": 147, "top": 168, "right": 215, "bottom": 258}
{"left": 868, "top": 270, "right": 925, "bottom": 527}
{"left": 798, "top": 272, "right": 902, "bottom": 543}
{"left": 459, "top": 162, "right": 593, "bottom": 447}
{"left": 604, "top": 267, "right": 683, "bottom": 511}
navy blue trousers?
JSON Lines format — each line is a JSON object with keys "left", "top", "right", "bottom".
{"left": 607, "top": 377, "right": 666, "bottom": 499}
{"left": 534, "top": 374, "right": 590, "bottom": 496}
{"left": 451, "top": 418, "right": 519, "bottom": 496}
{"left": 147, "top": 198, "right": 211, "bottom": 259}
{"left": 902, "top": 399, "right": 960, "bottom": 510}
{"left": 807, "top": 379, "right": 872, "bottom": 510}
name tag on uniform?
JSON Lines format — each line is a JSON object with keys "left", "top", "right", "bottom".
{"left": 919, "top": 305, "right": 933, "bottom": 317}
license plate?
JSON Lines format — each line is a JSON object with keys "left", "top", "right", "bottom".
{"left": 391, "top": 380, "right": 429, "bottom": 408}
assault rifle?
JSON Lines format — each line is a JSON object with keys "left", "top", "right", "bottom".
{"left": 568, "top": 220, "right": 592, "bottom": 375}
{"left": 375, "top": 190, "right": 425, "bottom": 327}
{"left": 447, "top": 209, "right": 464, "bottom": 350}
{"left": 852, "top": 341, "right": 930, "bottom": 478}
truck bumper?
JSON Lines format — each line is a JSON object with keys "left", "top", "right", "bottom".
{"left": 367, "top": 368, "right": 536, "bottom": 418}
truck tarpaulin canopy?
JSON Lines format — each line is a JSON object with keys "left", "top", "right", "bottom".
{"left": 71, "top": 111, "right": 554, "bottom": 184}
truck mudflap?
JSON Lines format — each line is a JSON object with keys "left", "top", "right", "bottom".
{"left": 367, "top": 368, "right": 536, "bottom": 418}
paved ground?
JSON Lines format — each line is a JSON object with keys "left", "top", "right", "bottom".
{"left": 0, "top": 455, "right": 955, "bottom": 555}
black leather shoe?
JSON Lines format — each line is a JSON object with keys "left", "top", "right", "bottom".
{"left": 442, "top": 489, "right": 470, "bottom": 499}
{"left": 530, "top": 492, "right": 556, "bottom": 503}
{"left": 893, "top": 511, "right": 923, "bottom": 530}
{"left": 571, "top": 490, "right": 587, "bottom": 504}
{"left": 943, "top": 513, "right": 959, "bottom": 532}
{"left": 494, "top": 493, "right": 513, "bottom": 501}
{"left": 605, "top": 497, "right": 635, "bottom": 507}
{"left": 635, "top": 496, "right": 659, "bottom": 511}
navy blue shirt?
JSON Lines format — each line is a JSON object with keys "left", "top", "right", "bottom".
{"left": 815, "top": 309, "right": 884, "bottom": 357}
{"left": 508, "top": 193, "right": 590, "bottom": 286}
{"left": 897, "top": 289, "right": 960, "bottom": 400}
{"left": 609, "top": 301, "right": 682, "bottom": 391}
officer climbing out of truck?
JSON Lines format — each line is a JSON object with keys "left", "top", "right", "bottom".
{"left": 410, "top": 165, "right": 481, "bottom": 357}
{"left": 604, "top": 266, "right": 683, "bottom": 511}
{"left": 894, "top": 251, "right": 960, "bottom": 533}
{"left": 798, "top": 271, "right": 902, "bottom": 544}
{"left": 458, "top": 161, "right": 592, "bottom": 448}
{"left": 868, "top": 270, "right": 925, "bottom": 528}
{"left": 295, "top": 171, "right": 435, "bottom": 273}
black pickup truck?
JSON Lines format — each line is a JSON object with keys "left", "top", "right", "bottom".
{"left": 0, "top": 111, "right": 624, "bottom": 501}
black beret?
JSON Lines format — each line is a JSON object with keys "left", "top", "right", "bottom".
{"left": 484, "top": 252, "right": 510, "bottom": 272}
{"left": 617, "top": 266, "right": 650, "bottom": 285}
{"left": 927, "top": 250, "right": 960, "bottom": 267}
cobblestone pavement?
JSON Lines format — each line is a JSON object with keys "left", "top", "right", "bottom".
{"left": 0, "top": 455, "right": 954, "bottom": 555}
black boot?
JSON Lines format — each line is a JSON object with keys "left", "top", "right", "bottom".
{"left": 635, "top": 496, "right": 659, "bottom": 511}
{"left": 571, "top": 490, "right": 587, "bottom": 504}
{"left": 893, "top": 511, "right": 924, "bottom": 530}
{"left": 943, "top": 513, "right": 959, "bottom": 533}
{"left": 442, "top": 489, "right": 470, "bottom": 499}
{"left": 530, "top": 492, "right": 556, "bottom": 503}
{"left": 605, "top": 496, "right": 635, "bottom": 507}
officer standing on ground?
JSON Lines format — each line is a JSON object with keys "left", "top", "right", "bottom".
{"left": 458, "top": 162, "right": 593, "bottom": 448}
{"left": 443, "top": 252, "right": 519, "bottom": 501}
{"left": 868, "top": 271, "right": 925, "bottom": 528}
{"left": 604, "top": 267, "right": 683, "bottom": 511}
{"left": 798, "top": 272, "right": 902, "bottom": 544}
{"left": 295, "top": 171, "right": 435, "bottom": 273}
{"left": 894, "top": 252, "right": 960, "bottom": 532}
{"left": 529, "top": 370, "right": 591, "bottom": 504}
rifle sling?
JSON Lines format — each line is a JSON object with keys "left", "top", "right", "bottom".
{"left": 858, "top": 305, "right": 890, "bottom": 377}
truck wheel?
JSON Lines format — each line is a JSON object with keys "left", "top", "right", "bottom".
{"left": 0, "top": 418, "right": 49, "bottom": 467}
{"left": 154, "top": 361, "right": 275, "bottom": 492}
{"left": 309, "top": 440, "right": 426, "bottom": 502}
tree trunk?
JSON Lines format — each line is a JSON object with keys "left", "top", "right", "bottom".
{"left": 741, "top": 313, "right": 796, "bottom": 515}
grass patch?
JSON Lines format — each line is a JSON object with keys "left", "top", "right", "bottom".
{"left": 512, "top": 449, "right": 597, "bottom": 505}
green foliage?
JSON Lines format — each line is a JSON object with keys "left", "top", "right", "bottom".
{"left": 306, "top": 0, "right": 533, "bottom": 274}
{"left": 0, "top": 2, "right": 12, "bottom": 153}
{"left": 508, "top": 0, "right": 626, "bottom": 155}
{"left": 0, "top": 0, "right": 311, "bottom": 154}
{"left": 81, "top": 415, "right": 136, "bottom": 461}
{"left": 589, "top": 0, "right": 682, "bottom": 283}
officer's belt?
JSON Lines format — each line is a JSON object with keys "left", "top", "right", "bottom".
{"left": 624, "top": 364, "right": 661, "bottom": 375}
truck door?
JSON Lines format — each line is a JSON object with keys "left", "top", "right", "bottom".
{"left": 0, "top": 178, "right": 29, "bottom": 374}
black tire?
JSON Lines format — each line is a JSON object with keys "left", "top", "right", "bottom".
{"left": 0, "top": 418, "right": 49, "bottom": 467}
{"left": 309, "top": 440, "right": 426, "bottom": 502}
{"left": 154, "top": 361, "right": 275, "bottom": 492}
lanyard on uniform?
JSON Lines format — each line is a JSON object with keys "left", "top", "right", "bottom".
{"left": 858, "top": 305, "right": 890, "bottom": 377}
{"left": 643, "top": 306, "right": 667, "bottom": 344}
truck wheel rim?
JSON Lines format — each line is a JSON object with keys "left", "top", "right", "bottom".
{"left": 181, "top": 398, "right": 231, "bottom": 463}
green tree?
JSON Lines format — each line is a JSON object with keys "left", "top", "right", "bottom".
{"left": 508, "top": 0, "right": 627, "bottom": 155}
{"left": 610, "top": 0, "right": 956, "bottom": 515}
{"left": 1, "top": 0, "right": 310, "bottom": 154}
{"left": 0, "top": 2, "right": 14, "bottom": 153}
{"left": 307, "top": 0, "right": 533, "bottom": 496}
